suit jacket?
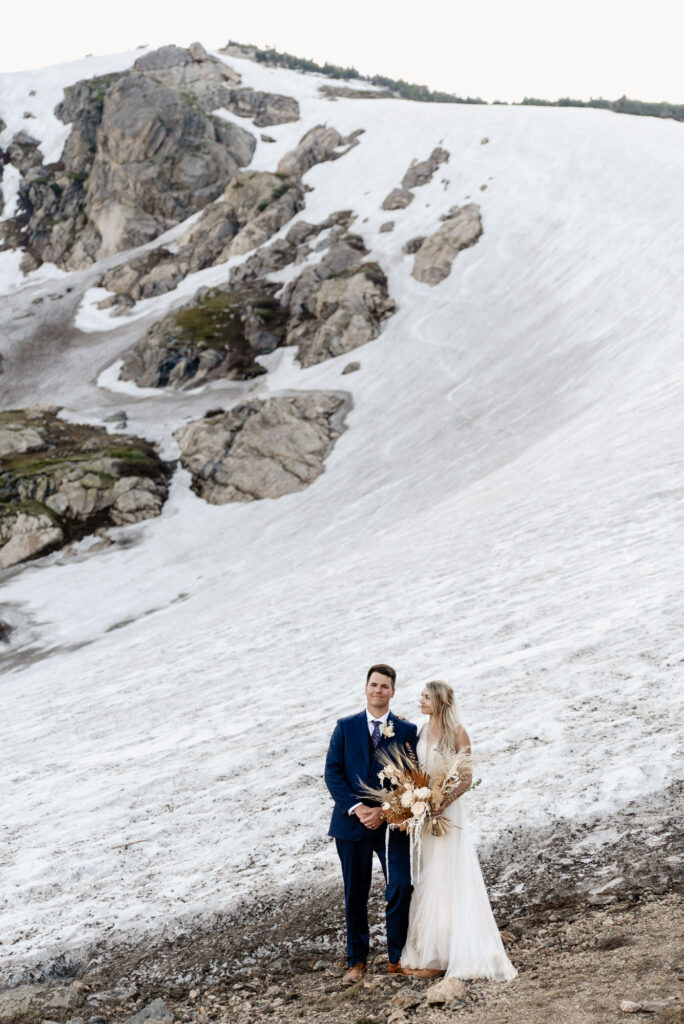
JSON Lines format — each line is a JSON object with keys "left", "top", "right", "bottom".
{"left": 325, "top": 709, "right": 419, "bottom": 841}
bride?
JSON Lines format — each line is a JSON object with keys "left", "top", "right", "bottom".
{"left": 400, "top": 681, "right": 517, "bottom": 981}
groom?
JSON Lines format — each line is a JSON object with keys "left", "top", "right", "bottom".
{"left": 325, "top": 663, "right": 418, "bottom": 984}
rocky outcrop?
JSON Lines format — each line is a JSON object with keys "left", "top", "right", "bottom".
{"left": 174, "top": 392, "right": 349, "bottom": 503}
{"left": 411, "top": 203, "right": 483, "bottom": 285}
{"left": 0, "top": 407, "right": 172, "bottom": 568}
{"left": 119, "top": 217, "right": 394, "bottom": 387}
{"left": 381, "top": 187, "right": 414, "bottom": 210}
{"left": 120, "top": 282, "right": 287, "bottom": 389}
{"left": 401, "top": 146, "right": 449, "bottom": 189}
{"left": 98, "top": 170, "right": 305, "bottom": 311}
{"left": 280, "top": 236, "right": 396, "bottom": 367}
{"left": 223, "top": 88, "right": 300, "bottom": 126}
{"left": 381, "top": 146, "right": 450, "bottom": 210}
{"left": 3, "top": 46, "right": 256, "bottom": 271}
{"left": 276, "top": 124, "right": 363, "bottom": 178}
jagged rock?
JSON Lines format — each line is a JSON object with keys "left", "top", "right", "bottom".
{"left": 280, "top": 235, "right": 395, "bottom": 367}
{"left": 175, "top": 392, "right": 349, "bottom": 503}
{"left": 402, "top": 236, "right": 425, "bottom": 254}
{"left": 261, "top": 133, "right": 276, "bottom": 143}
{"left": 379, "top": 221, "right": 394, "bottom": 233}
{"left": 381, "top": 187, "right": 414, "bottom": 211}
{"left": 4, "top": 46, "right": 256, "bottom": 270}
{"left": 229, "top": 210, "right": 354, "bottom": 285}
{"left": 223, "top": 87, "right": 300, "bottom": 126}
{"left": 411, "top": 203, "right": 482, "bottom": 285}
{"left": 425, "top": 978, "right": 468, "bottom": 1005}
{"left": 401, "top": 146, "right": 450, "bottom": 189}
{"left": 97, "top": 171, "right": 304, "bottom": 306}
{"left": 0, "top": 408, "right": 172, "bottom": 568}
{"left": 120, "top": 282, "right": 286, "bottom": 389}
{"left": 188, "top": 41, "right": 210, "bottom": 62}
{"left": 7, "top": 131, "right": 43, "bottom": 173}
{"left": 277, "top": 124, "right": 363, "bottom": 178}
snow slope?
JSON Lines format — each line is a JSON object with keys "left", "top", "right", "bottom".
{"left": 1, "top": 50, "right": 683, "bottom": 979}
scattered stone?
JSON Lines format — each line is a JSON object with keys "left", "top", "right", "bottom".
{"left": 588, "top": 894, "right": 618, "bottom": 907}
{"left": 260, "top": 134, "right": 276, "bottom": 143}
{"left": 174, "top": 391, "right": 349, "bottom": 504}
{"left": 481, "top": 136, "right": 489, "bottom": 144}
{"left": 500, "top": 929, "right": 519, "bottom": 945}
{"left": 341, "top": 361, "right": 361, "bottom": 375}
{"left": 379, "top": 221, "right": 394, "bottom": 232}
{"left": 381, "top": 187, "right": 414, "bottom": 211}
{"left": 620, "top": 1000, "right": 641, "bottom": 1013}
{"left": 391, "top": 989, "right": 421, "bottom": 1009}
{"left": 425, "top": 977, "right": 468, "bottom": 1005}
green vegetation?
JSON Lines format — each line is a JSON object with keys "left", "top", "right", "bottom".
{"left": 520, "top": 94, "right": 684, "bottom": 122}
{"left": 249, "top": 45, "right": 484, "bottom": 104}
{"left": 229, "top": 40, "right": 684, "bottom": 122}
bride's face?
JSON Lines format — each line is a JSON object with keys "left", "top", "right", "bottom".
{"left": 419, "top": 689, "right": 433, "bottom": 716}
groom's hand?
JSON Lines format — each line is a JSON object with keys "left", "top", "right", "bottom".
{"left": 354, "top": 805, "right": 384, "bottom": 829}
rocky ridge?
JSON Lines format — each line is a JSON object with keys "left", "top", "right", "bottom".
{"left": 0, "top": 44, "right": 308, "bottom": 272}
{"left": 381, "top": 147, "right": 450, "bottom": 210}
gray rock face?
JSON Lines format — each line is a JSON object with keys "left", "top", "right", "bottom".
{"left": 0, "top": 983, "right": 84, "bottom": 1023}
{"left": 381, "top": 187, "right": 414, "bottom": 210}
{"left": 174, "top": 392, "right": 349, "bottom": 503}
{"left": 281, "top": 238, "right": 396, "bottom": 367}
{"left": 223, "top": 87, "right": 300, "bottom": 126}
{"left": 3, "top": 46, "right": 256, "bottom": 270}
{"left": 381, "top": 147, "right": 450, "bottom": 211}
{"left": 120, "top": 282, "right": 286, "bottom": 389}
{"left": 411, "top": 203, "right": 483, "bottom": 285}
{"left": 98, "top": 170, "right": 305, "bottom": 310}
{"left": 0, "top": 408, "right": 172, "bottom": 568}
{"left": 401, "top": 146, "right": 450, "bottom": 189}
{"left": 276, "top": 124, "right": 363, "bottom": 178}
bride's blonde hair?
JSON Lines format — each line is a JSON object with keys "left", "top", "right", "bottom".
{"left": 426, "top": 680, "right": 463, "bottom": 752}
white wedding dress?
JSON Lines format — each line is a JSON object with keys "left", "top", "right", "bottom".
{"left": 401, "top": 728, "right": 517, "bottom": 980}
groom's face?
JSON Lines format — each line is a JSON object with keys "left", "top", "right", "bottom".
{"left": 366, "top": 671, "right": 395, "bottom": 715}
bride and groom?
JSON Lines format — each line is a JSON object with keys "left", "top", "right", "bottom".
{"left": 324, "top": 663, "right": 516, "bottom": 984}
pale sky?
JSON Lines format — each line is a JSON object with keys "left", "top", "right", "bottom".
{"left": 2, "top": 0, "right": 683, "bottom": 104}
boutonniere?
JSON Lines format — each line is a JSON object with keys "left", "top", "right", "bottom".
{"left": 382, "top": 722, "right": 395, "bottom": 738}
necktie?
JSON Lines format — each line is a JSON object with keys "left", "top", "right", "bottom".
{"left": 371, "top": 720, "right": 382, "bottom": 748}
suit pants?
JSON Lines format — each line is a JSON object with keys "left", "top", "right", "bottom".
{"left": 335, "top": 827, "right": 412, "bottom": 966}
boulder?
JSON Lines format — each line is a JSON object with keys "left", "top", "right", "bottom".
{"left": 381, "top": 187, "right": 414, "bottom": 211}
{"left": 175, "top": 392, "right": 350, "bottom": 503}
{"left": 379, "top": 221, "right": 395, "bottom": 233}
{"left": 412, "top": 204, "right": 483, "bottom": 285}
{"left": 401, "top": 146, "right": 450, "bottom": 189}
{"left": 425, "top": 978, "right": 468, "bottom": 1005}
{"left": 0, "top": 408, "right": 172, "bottom": 568}
{"left": 0, "top": 984, "right": 84, "bottom": 1023}
{"left": 277, "top": 124, "right": 363, "bottom": 178}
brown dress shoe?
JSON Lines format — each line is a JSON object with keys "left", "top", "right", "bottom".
{"left": 342, "top": 962, "right": 367, "bottom": 985}
{"left": 387, "top": 959, "right": 403, "bottom": 974}
{"left": 400, "top": 966, "right": 445, "bottom": 978}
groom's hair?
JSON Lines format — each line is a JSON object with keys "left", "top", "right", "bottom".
{"left": 366, "top": 663, "right": 396, "bottom": 686}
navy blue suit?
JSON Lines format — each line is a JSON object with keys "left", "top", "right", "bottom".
{"left": 325, "top": 709, "right": 418, "bottom": 966}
